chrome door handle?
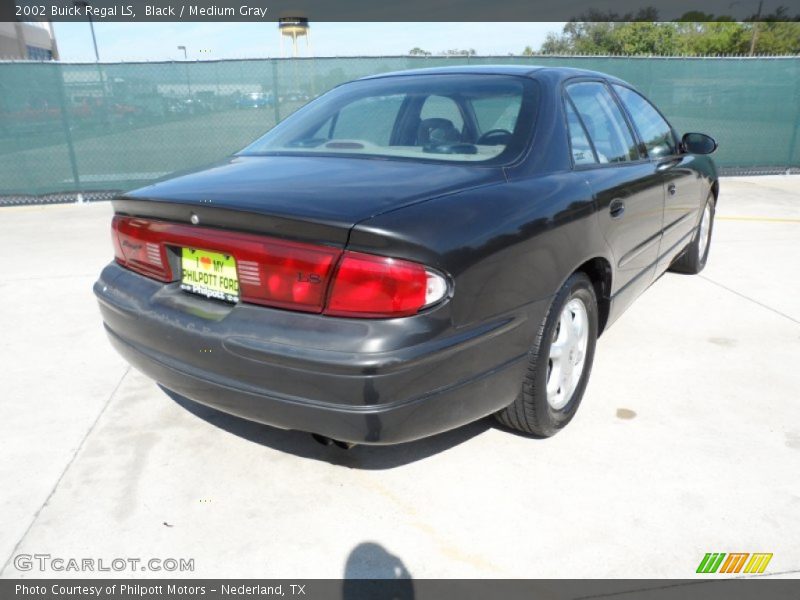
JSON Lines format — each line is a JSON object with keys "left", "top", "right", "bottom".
{"left": 657, "top": 158, "right": 681, "bottom": 172}
{"left": 609, "top": 199, "right": 625, "bottom": 219}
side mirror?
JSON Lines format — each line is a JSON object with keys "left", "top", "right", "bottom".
{"left": 682, "top": 132, "right": 717, "bottom": 155}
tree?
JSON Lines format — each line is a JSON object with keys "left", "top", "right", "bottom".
{"left": 408, "top": 47, "right": 431, "bottom": 56}
{"left": 540, "top": 22, "right": 679, "bottom": 55}
{"left": 748, "top": 9, "right": 800, "bottom": 55}
{"left": 441, "top": 48, "right": 477, "bottom": 56}
{"left": 675, "top": 22, "right": 750, "bottom": 55}
{"left": 534, "top": 19, "right": 800, "bottom": 56}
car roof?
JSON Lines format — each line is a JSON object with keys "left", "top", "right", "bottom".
{"left": 358, "top": 64, "right": 627, "bottom": 84}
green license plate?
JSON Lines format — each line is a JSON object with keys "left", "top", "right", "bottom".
{"left": 181, "top": 247, "right": 240, "bottom": 303}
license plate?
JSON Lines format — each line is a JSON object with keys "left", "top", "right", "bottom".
{"left": 180, "top": 247, "right": 240, "bottom": 303}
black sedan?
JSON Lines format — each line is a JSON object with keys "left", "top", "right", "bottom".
{"left": 95, "top": 66, "right": 718, "bottom": 446}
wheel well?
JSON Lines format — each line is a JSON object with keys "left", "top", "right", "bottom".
{"left": 576, "top": 257, "right": 612, "bottom": 336}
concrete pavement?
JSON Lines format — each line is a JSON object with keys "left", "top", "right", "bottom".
{"left": 1, "top": 177, "right": 799, "bottom": 579}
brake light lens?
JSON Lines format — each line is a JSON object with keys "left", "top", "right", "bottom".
{"left": 112, "top": 215, "right": 340, "bottom": 313}
{"left": 111, "top": 216, "right": 449, "bottom": 318}
{"left": 112, "top": 216, "right": 172, "bottom": 282}
{"left": 325, "top": 251, "right": 448, "bottom": 318}
{"left": 235, "top": 242, "right": 340, "bottom": 312}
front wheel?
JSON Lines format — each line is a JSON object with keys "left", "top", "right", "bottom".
{"left": 495, "top": 272, "right": 598, "bottom": 437}
{"left": 670, "top": 194, "right": 715, "bottom": 275}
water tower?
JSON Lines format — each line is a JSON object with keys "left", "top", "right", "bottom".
{"left": 279, "top": 17, "right": 312, "bottom": 58}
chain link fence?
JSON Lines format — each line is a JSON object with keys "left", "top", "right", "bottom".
{"left": 1, "top": 55, "right": 798, "bottom": 203}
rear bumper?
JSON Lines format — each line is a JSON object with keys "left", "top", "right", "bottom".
{"left": 95, "top": 263, "right": 546, "bottom": 444}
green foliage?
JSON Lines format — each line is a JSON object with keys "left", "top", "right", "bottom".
{"left": 536, "top": 20, "right": 800, "bottom": 56}
{"left": 674, "top": 22, "right": 751, "bottom": 55}
{"left": 441, "top": 49, "right": 477, "bottom": 56}
{"left": 753, "top": 22, "right": 800, "bottom": 54}
{"left": 409, "top": 48, "right": 478, "bottom": 57}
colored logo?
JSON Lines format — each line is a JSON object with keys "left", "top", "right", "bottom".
{"left": 696, "top": 552, "right": 773, "bottom": 574}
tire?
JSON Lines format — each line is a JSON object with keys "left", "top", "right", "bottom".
{"left": 669, "top": 194, "right": 715, "bottom": 275}
{"left": 495, "top": 272, "right": 598, "bottom": 437}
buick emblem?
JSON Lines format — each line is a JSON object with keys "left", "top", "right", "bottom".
{"left": 190, "top": 213, "right": 200, "bottom": 225}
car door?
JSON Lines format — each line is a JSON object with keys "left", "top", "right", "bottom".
{"left": 611, "top": 84, "right": 705, "bottom": 273}
{"left": 565, "top": 80, "right": 665, "bottom": 318}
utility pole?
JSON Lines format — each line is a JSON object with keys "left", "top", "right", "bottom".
{"left": 73, "top": 0, "right": 108, "bottom": 128}
{"left": 177, "top": 46, "right": 192, "bottom": 99}
{"left": 73, "top": 0, "right": 100, "bottom": 61}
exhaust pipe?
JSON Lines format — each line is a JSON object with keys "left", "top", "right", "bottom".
{"left": 311, "top": 433, "right": 355, "bottom": 450}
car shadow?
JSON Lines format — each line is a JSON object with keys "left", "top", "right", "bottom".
{"left": 162, "top": 386, "right": 494, "bottom": 469}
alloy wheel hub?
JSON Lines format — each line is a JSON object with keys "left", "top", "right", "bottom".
{"left": 547, "top": 298, "right": 589, "bottom": 410}
{"left": 698, "top": 203, "right": 711, "bottom": 256}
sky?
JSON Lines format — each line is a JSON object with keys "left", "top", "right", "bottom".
{"left": 51, "top": 22, "right": 564, "bottom": 62}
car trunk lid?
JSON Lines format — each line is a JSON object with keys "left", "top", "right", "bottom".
{"left": 115, "top": 154, "right": 505, "bottom": 245}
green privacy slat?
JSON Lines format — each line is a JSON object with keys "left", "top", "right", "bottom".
{"left": 0, "top": 56, "right": 798, "bottom": 195}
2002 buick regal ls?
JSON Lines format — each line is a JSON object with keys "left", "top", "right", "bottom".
{"left": 95, "top": 66, "right": 718, "bottom": 446}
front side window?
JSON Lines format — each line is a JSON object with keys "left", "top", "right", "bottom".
{"left": 328, "top": 94, "right": 404, "bottom": 146}
{"left": 472, "top": 95, "right": 522, "bottom": 133}
{"left": 419, "top": 95, "right": 465, "bottom": 137}
{"left": 241, "top": 75, "right": 539, "bottom": 164}
{"left": 566, "top": 81, "right": 639, "bottom": 164}
{"left": 613, "top": 84, "right": 677, "bottom": 159}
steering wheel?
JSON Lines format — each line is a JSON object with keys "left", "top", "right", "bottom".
{"left": 477, "top": 129, "right": 513, "bottom": 145}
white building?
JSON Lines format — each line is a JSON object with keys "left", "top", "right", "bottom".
{"left": 0, "top": 21, "right": 59, "bottom": 60}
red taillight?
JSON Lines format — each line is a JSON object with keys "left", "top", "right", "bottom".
{"left": 234, "top": 241, "right": 339, "bottom": 312}
{"left": 112, "top": 215, "right": 340, "bottom": 313}
{"left": 111, "top": 216, "right": 448, "bottom": 318}
{"left": 112, "top": 216, "right": 172, "bottom": 282}
{"left": 325, "top": 251, "right": 444, "bottom": 318}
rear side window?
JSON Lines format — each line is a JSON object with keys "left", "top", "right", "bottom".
{"left": 613, "top": 85, "right": 677, "bottom": 158}
{"left": 565, "top": 100, "right": 598, "bottom": 166}
{"left": 566, "top": 82, "right": 639, "bottom": 163}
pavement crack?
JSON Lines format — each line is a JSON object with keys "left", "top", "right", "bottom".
{"left": 0, "top": 366, "right": 131, "bottom": 577}
{"left": 699, "top": 275, "right": 800, "bottom": 326}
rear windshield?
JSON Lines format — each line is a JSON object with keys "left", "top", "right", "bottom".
{"left": 240, "top": 74, "right": 539, "bottom": 165}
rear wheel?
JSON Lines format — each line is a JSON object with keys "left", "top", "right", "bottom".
{"left": 669, "top": 194, "right": 715, "bottom": 275}
{"left": 495, "top": 272, "right": 598, "bottom": 437}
